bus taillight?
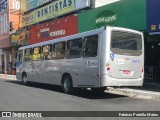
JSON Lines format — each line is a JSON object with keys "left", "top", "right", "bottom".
{"left": 106, "top": 63, "right": 112, "bottom": 76}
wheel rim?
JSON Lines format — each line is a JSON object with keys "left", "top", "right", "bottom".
{"left": 64, "top": 78, "right": 71, "bottom": 92}
{"left": 23, "top": 75, "right": 27, "bottom": 83}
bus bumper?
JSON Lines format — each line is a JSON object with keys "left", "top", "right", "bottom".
{"left": 101, "top": 75, "right": 144, "bottom": 87}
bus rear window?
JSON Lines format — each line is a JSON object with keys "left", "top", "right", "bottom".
{"left": 111, "top": 31, "right": 142, "bottom": 56}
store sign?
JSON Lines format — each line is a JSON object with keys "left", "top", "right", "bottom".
{"left": 21, "top": 11, "right": 36, "bottom": 27}
{"left": 26, "top": 0, "right": 38, "bottom": 11}
{"left": 36, "top": 0, "right": 75, "bottom": 23}
{"left": 0, "top": 0, "right": 9, "bottom": 48}
{"left": 26, "top": 0, "right": 51, "bottom": 12}
{"left": 95, "top": 10, "right": 118, "bottom": 28}
{"left": 21, "top": 0, "right": 91, "bottom": 27}
{"left": 29, "top": 15, "right": 78, "bottom": 44}
{"left": 10, "top": 0, "right": 20, "bottom": 32}
{"left": 147, "top": 0, "right": 160, "bottom": 34}
{"left": 10, "top": 28, "right": 29, "bottom": 46}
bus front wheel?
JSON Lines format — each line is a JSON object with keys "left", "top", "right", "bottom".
{"left": 62, "top": 75, "right": 73, "bottom": 94}
{"left": 22, "top": 73, "right": 29, "bottom": 85}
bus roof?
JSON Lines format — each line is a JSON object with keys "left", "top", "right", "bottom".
{"left": 18, "top": 26, "right": 142, "bottom": 50}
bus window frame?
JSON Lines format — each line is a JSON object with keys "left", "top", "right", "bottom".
{"left": 52, "top": 41, "right": 66, "bottom": 60}
{"left": 66, "top": 38, "right": 82, "bottom": 59}
{"left": 32, "top": 46, "right": 42, "bottom": 61}
{"left": 42, "top": 44, "right": 52, "bottom": 60}
{"left": 82, "top": 34, "right": 99, "bottom": 58}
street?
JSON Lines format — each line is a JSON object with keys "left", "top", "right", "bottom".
{"left": 0, "top": 78, "right": 160, "bottom": 120}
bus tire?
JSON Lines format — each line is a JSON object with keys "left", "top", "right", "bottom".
{"left": 62, "top": 75, "right": 73, "bottom": 94}
{"left": 22, "top": 73, "right": 29, "bottom": 85}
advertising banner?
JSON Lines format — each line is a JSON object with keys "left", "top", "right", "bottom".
{"left": 21, "top": 11, "right": 36, "bottom": 27}
{"left": 146, "top": 0, "right": 160, "bottom": 34}
{"left": 10, "top": 27, "right": 29, "bottom": 46}
{"left": 21, "top": 0, "right": 91, "bottom": 27}
{"left": 29, "top": 15, "right": 78, "bottom": 44}
{"left": 36, "top": 0, "right": 75, "bottom": 23}
{"left": 0, "top": 0, "right": 9, "bottom": 48}
{"left": 78, "top": 0, "right": 146, "bottom": 33}
{"left": 26, "top": 0, "right": 51, "bottom": 12}
{"left": 20, "top": 0, "right": 26, "bottom": 14}
{"left": 9, "top": 0, "right": 20, "bottom": 32}
{"left": 26, "top": 0, "right": 38, "bottom": 11}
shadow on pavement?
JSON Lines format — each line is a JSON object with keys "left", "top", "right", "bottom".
{"left": 5, "top": 80, "right": 127, "bottom": 100}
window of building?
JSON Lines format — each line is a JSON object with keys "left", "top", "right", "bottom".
{"left": 82, "top": 35, "right": 98, "bottom": 57}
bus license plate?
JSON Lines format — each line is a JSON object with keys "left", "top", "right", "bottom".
{"left": 123, "top": 70, "right": 130, "bottom": 74}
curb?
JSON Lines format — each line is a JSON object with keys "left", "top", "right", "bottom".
{"left": 0, "top": 74, "right": 16, "bottom": 80}
{"left": 106, "top": 87, "right": 160, "bottom": 101}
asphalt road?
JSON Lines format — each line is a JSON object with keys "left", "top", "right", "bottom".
{"left": 0, "top": 78, "right": 160, "bottom": 120}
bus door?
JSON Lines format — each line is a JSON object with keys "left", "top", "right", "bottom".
{"left": 16, "top": 50, "right": 23, "bottom": 80}
{"left": 109, "top": 30, "right": 143, "bottom": 79}
{"left": 31, "top": 47, "right": 45, "bottom": 83}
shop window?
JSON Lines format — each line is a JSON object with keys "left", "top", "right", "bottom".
{"left": 52, "top": 42, "right": 66, "bottom": 59}
{"left": 83, "top": 35, "right": 98, "bottom": 57}
{"left": 66, "top": 38, "right": 82, "bottom": 58}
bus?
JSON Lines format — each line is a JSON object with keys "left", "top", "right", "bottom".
{"left": 16, "top": 26, "right": 144, "bottom": 93}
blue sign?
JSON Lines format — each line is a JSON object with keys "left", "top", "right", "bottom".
{"left": 147, "top": 0, "right": 160, "bottom": 34}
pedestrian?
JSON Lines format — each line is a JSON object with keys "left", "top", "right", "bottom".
{"left": 2, "top": 61, "right": 4, "bottom": 73}
{"left": 8, "top": 62, "right": 12, "bottom": 75}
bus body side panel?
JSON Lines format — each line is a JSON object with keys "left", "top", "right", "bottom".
{"left": 46, "top": 36, "right": 102, "bottom": 88}
{"left": 100, "top": 28, "right": 111, "bottom": 87}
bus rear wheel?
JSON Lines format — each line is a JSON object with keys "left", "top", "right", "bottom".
{"left": 22, "top": 73, "right": 29, "bottom": 85}
{"left": 62, "top": 75, "right": 73, "bottom": 94}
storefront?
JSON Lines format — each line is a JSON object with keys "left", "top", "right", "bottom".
{"left": 0, "top": 0, "right": 10, "bottom": 74}
{"left": 10, "top": 27, "right": 29, "bottom": 74}
{"left": 145, "top": 0, "right": 160, "bottom": 82}
{"left": 78, "top": 0, "right": 146, "bottom": 32}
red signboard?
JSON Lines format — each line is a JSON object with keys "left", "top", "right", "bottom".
{"left": 29, "top": 15, "right": 78, "bottom": 44}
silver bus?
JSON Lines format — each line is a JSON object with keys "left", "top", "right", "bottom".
{"left": 16, "top": 26, "right": 144, "bottom": 93}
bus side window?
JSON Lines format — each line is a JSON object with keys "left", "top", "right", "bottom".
{"left": 52, "top": 42, "right": 66, "bottom": 59}
{"left": 32, "top": 46, "right": 41, "bottom": 61}
{"left": 24, "top": 48, "right": 32, "bottom": 61}
{"left": 66, "top": 38, "right": 82, "bottom": 59}
{"left": 42, "top": 44, "right": 52, "bottom": 60}
{"left": 83, "top": 35, "right": 98, "bottom": 57}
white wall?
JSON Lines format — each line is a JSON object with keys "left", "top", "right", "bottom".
{"left": 94, "top": 0, "right": 120, "bottom": 8}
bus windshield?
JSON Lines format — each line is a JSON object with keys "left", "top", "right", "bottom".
{"left": 111, "top": 31, "right": 142, "bottom": 56}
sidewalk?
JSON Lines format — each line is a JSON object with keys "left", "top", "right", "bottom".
{"left": 107, "top": 83, "right": 160, "bottom": 101}
{"left": 0, "top": 74, "right": 16, "bottom": 80}
{"left": 0, "top": 74, "right": 160, "bottom": 100}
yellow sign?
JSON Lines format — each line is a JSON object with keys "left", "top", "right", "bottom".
{"left": 36, "top": 0, "right": 75, "bottom": 23}
{"left": 21, "top": 11, "right": 36, "bottom": 27}
{"left": 21, "top": 0, "right": 75, "bottom": 27}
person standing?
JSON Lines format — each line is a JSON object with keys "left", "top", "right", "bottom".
{"left": 8, "top": 62, "right": 12, "bottom": 75}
